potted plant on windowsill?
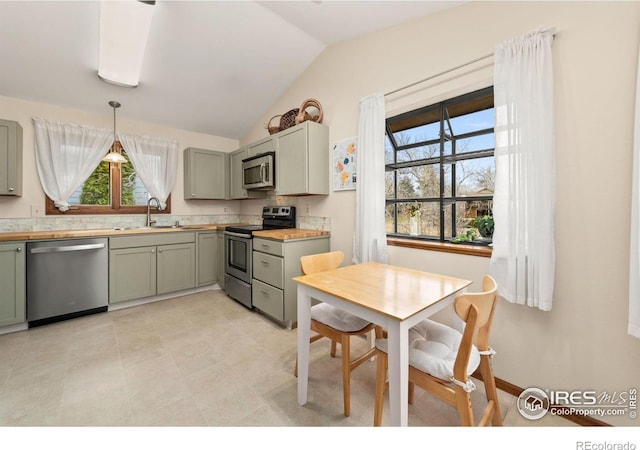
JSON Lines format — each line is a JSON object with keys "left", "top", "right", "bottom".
{"left": 470, "top": 215, "right": 494, "bottom": 243}
{"left": 408, "top": 203, "right": 420, "bottom": 236}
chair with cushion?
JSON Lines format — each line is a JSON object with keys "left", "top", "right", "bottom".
{"left": 373, "top": 275, "right": 502, "bottom": 426}
{"left": 295, "top": 250, "right": 381, "bottom": 417}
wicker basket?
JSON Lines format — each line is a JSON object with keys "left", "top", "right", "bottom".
{"left": 279, "top": 108, "right": 299, "bottom": 131}
{"left": 266, "top": 115, "right": 281, "bottom": 135}
{"left": 295, "top": 98, "right": 323, "bottom": 125}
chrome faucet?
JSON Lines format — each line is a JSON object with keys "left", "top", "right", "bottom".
{"left": 147, "top": 197, "right": 161, "bottom": 227}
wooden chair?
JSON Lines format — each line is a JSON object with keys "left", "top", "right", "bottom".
{"left": 373, "top": 275, "right": 502, "bottom": 426}
{"left": 295, "top": 250, "right": 381, "bottom": 417}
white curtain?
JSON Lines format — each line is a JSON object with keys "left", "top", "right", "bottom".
{"left": 32, "top": 117, "right": 113, "bottom": 212}
{"left": 353, "top": 93, "right": 388, "bottom": 264}
{"left": 118, "top": 132, "right": 179, "bottom": 209}
{"left": 489, "top": 28, "right": 555, "bottom": 311}
{"left": 628, "top": 38, "right": 640, "bottom": 338}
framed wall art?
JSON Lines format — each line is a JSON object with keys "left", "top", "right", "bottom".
{"left": 333, "top": 136, "right": 357, "bottom": 191}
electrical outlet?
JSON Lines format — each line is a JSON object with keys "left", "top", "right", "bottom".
{"left": 223, "top": 207, "right": 227, "bottom": 213}
{"left": 305, "top": 203, "right": 310, "bottom": 215}
{"left": 30, "top": 205, "right": 42, "bottom": 217}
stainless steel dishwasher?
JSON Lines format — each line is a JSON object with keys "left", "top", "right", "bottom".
{"left": 26, "top": 237, "right": 108, "bottom": 327}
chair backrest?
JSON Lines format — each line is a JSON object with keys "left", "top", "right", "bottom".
{"left": 300, "top": 251, "right": 345, "bottom": 275}
{"left": 452, "top": 275, "right": 498, "bottom": 382}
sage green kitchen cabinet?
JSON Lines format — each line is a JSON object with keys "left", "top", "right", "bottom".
{"left": 0, "top": 241, "right": 25, "bottom": 327}
{"left": 217, "top": 230, "right": 225, "bottom": 288}
{"left": 247, "top": 135, "right": 275, "bottom": 157}
{"left": 109, "top": 246, "right": 157, "bottom": 303}
{"left": 109, "top": 232, "right": 196, "bottom": 304}
{"left": 157, "top": 242, "right": 196, "bottom": 294}
{"left": 275, "top": 121, "right": 329, "bottom": 196}
{"left": 183, "top": 147, "right": 229, "bottom": 200}
{"left": 196, "top": 231, "right": 217, "bottom": 287}
{"left": 229, "top": 146, "right": 265, "bottom": 200}
{"left": 252, "top": 235, "right": 329, "bottom": 328}
{"left": 0, "top": 119, "right": 23, "bottom": 196}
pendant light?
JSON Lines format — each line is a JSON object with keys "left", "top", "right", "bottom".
{"left": 103, "top": 101, "right": 128, "bottom": 164}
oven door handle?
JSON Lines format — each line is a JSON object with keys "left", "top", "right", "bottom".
{"left": 225, "top": 231, "right": 253, "bottom": 239}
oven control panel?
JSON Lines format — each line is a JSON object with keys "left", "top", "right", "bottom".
{"left": 262, "top": 206, "right": 295, "bottom": 217}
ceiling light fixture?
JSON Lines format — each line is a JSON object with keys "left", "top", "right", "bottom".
{"left": 98, "top": 0, "right": 155, "bottom": 88}
{"left": 103, "top": 101, "right": 128, "bottom": 164}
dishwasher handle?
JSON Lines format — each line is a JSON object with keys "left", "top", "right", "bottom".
{"left": 29, "top": 243, "right": 106, "bottom": 254}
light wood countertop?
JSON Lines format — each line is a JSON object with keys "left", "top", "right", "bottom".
{"left": 252, "top": 228, "right": 329, "bottom": 241}
{"left": 0, "top": 223, "right": 233, "bottom": 242}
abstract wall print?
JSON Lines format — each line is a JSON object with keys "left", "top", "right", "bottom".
{"left": 333, "top": 137, "right": 357, "bottom": 191}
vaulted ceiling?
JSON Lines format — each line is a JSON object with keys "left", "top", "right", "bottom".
{"left": 0, "top": 1, "right": 463, "bottom": 140}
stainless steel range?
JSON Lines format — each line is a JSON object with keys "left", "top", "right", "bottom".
{"left": 224, "top": 206, "right": 296, "bottom": 308}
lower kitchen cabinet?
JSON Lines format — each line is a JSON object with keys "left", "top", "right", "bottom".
{"left": 252, "top": 235, "right": 329, "bottom": 327}
{"left": 196, "top": 231, "right": 217, "bottom": 287}
{"left": 0, "top": 241, "right": 25, "bottom": 327}
{"left": 109, "top": 232, "right": 196, "bottom": 304}
{"left": 156, "top": 242, "right": 196, "bottom": 294}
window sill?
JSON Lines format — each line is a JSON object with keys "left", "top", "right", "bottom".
{"left": 387, "top": 238, "right": 492, "bottom": 258}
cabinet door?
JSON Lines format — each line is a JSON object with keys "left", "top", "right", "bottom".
{"left": 109, "top": 246, "right": 157, "bottom": 303}
{"left": 157, "top": 243, "right": 196, "bottom": 294}
{"left": 184, "top": 147, "right": 228, "bottom": 199}
{"left": 277, "top": 124, "right": 308, "bottom": 195}
{"left": 247, "top": 135, "right": 275, "bottom": 157}
{"left": 0, "top": 119, "right": 23, "bottom": 196}
{"left": 229, "top": 147, "right": 248, "bottom": 199}
{"left": 197, "top": 232, "right": 217, "bottom": 287}
{"left": 0, "top": 242, "right": 25, "bottom": 326}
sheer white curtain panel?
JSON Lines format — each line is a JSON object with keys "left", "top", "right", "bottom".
{"left": 32, "top": 117, "right": 113, "bottom": 212}
{"left": 353, "top": 93, "right": 388, "bottom": 264}
{"left": 118, "top": 132, "right": 179, "bottom": 209}
{"left": 628, "top": 39, "right": 640, "bottom": 339}
{"left": 489, "top": 27, "right": 556, "bottom": 311}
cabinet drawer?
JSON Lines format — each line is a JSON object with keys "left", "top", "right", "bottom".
{"left": 252, "top": 279, "right": 284, "bottom": 321}
{"left": 110, "top": 232, "right": 195, "bottom": 249}
{"left": 253, "top": 251, "right": 284, "bottom": 288}
{"left": 253, "top": 238, "right": 283, "bottom": 256}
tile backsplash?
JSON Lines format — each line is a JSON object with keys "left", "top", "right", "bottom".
{"left": 0, "top": 214, "right": 331, "bottom": 233}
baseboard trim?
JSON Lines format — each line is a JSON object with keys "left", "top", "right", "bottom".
{"left": 473, "top": 370, "right": 611, "bottom": 426}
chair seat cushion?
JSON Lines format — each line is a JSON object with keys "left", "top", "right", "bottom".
{"left": 375, "top": 319, "right": 480, "bottom": 381}
{"left": 311, "top": 303, "right": 371, "bottom": 332}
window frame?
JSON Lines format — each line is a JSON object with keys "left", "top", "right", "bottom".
{"left": 385, "top": 86, "right": 494, "bottom": 249}
{"left": 45, "top": 141, "right": 171, "bottom": 215}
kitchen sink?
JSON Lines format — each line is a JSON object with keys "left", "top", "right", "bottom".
{"left": 112, "top": 225, "right": 184, "bottom": 231}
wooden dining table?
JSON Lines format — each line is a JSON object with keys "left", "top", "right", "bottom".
{"left": 293, "top": 261, "right": 473, "bottom": 426}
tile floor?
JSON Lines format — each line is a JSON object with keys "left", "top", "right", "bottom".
{"left": 0, "top": 289, "right": 571, "bottom": 428}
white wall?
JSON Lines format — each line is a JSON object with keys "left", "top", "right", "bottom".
{"left": 241, "top": 1, "right": 640, "bottom": 425}
{"left": 0, "top": 95, "right": 241, "bottom": 220}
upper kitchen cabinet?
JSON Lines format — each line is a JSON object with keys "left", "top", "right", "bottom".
{"left": 276, "top": 121, "right": 329, "bottom": 196}
{"left": 0, "top": 119, "right": 23, "bottom": 196}
{"left": 183, "top": 147, "right": 229, "bottom": 200}
{"left": 229, "top": 146, "right": 266, "bottom": 200}
{"left": 247, "top": 134, "right": 275, "bottom": 158}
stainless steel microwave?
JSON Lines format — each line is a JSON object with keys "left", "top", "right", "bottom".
{"left": 242, "top": 151, "right": 275, "bottom": 190}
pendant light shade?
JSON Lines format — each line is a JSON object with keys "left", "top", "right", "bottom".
{"left": 103, "top": 101, "right": 128, "bottom": 164}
